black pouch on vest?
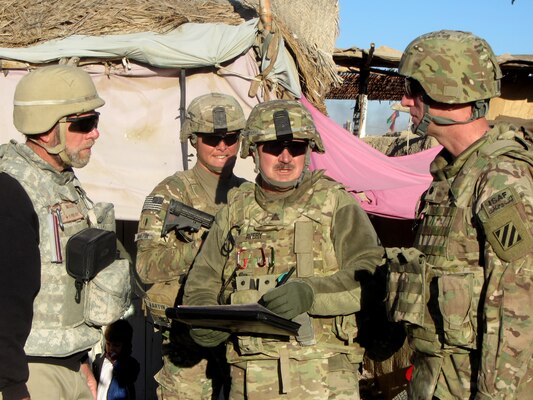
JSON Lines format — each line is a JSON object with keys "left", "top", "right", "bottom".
{"left": 66, "top": 228, "right": 117, "bottom": 303}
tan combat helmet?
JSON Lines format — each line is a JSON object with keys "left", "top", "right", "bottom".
{"left": 13, "top": 65, "right": 104, "bottom": 166}
{"left": 180, "top": 93, "right": 246, "bottom": 146}
{"left": 14, "top": 65, "right": 105, "bottom": 135}
{"left": 398, "top": 30, "right": 502, "bottom": 135}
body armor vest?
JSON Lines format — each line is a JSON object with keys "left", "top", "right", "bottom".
{"left": 223, "top": 174, "right": 363, "bottom": 363}
{"left": 410, "top": 125, "right": 533, "bottom": 356}
{"left": 0, "top": 141, "right": 105, "bottom": 356}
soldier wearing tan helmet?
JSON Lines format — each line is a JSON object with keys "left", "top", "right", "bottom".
{"left": 384, "top": 30, "right": 533, "bottom": 399}
{"left": 135, "top": 93, "right": 247, "bottom": 399}
{"left": 0, "top": 65, "right": 119, "bottom": 399}
{"left": 183, "top": 99, "right": 384, "bottom": 399}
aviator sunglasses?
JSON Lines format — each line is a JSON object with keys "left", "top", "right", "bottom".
{"left": 260, "top": 140, "right": 308, "bottom": 157}
{"left": 404, "top": 78, "right": 424, "bottom": 98}
{"left": 198, "top": 133, "right": 240, "bottom": 147}
{"left": 66, "top": 112, "right": 100, "bottom": 133}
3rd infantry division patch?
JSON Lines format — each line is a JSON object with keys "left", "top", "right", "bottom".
{"left": 493, "top": 221, "right": 522, "bottom": 250}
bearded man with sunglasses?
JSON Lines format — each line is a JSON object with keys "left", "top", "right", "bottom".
{"left": 0, "top": 65, "right": 111, "bottom": 399}
{"left": 383, "top": 31, "right": 533, "bottom": 400}
{"left": 183, "top": 100, "right": 383, "bottom": 399}
{"left": 135, "top": 93, "right": 247, "bottom": 400}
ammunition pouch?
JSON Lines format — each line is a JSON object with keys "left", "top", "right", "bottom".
{"left": 437, "top": 272, "right": 478, "bottom": 349}
{"left": 85, "top": 258, "right": 131, "bottom": 326}
{"left": 385, "top": 247, "right": 428, "bottom": 326}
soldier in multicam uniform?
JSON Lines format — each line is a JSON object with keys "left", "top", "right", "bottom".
{"left": 135, "top": 93, "right": 247, "bottom": 399}
{"left": 384, "top": 30, "right": 533, "bottom": 399}
{"left": 0, "top": 65, "right": 114, "bottom": 399}
{"left": 183, "top": 99, "right": 384, "bottom": 399}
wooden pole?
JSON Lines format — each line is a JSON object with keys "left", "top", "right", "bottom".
{"left": 259, "top": 0, "right": 272, "bottom": 32}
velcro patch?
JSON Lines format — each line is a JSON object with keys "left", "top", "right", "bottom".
{"left": 142, "top": 195, "right": 164, "bottom": 212}
{"left": 483, "top": 188, "right": 517, "bottom": 217}
{"left": 479, "top": 187, "right": 533, "bottom": 262}
{"left": 493, "top": 221, "right": 523, "bottom": 250}
{"left": 134, "top": 231, "right": 156, "bottom": 242}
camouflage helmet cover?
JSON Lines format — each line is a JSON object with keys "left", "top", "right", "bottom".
{"left": 240, "top": 99, "right": 325, "bottom": 158}
{"left": 13, "top": 65, "right": 105, "bottom": 135}
{"left": 398, "top": 30, "right": 502, "bottom": 104}
{"left": 180, "top": 93, "right": 246, "bottom": 142}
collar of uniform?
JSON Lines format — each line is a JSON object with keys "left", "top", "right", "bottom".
{"left": 8, "top": 139, "right": 76, "bottom": 185}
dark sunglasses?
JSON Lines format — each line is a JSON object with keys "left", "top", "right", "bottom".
{"left": 404, "top": 78, "right": 424, "bottom": 98}
{"left": 199, "top": 133, "right": 240, "bottom": 147}
{"left": 260, "top": 140, "right": 308, "bottom": 157}
{"left": 66, "top": 112, "right": 100, "bottom": 133}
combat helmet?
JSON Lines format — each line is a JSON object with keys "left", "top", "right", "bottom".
{"left": 240, "top": 99, "right": 324, "bottom": 158}
{"left": 13, "top": 65, "right": 104, "bottom": 167}
{"left": 180, "top": 93, "right": 246, "bottom": 146}
{"left": 14, "top": 65, "right": 104, "bottom": 135}
{"left": 241, "top": 99, "right": 324, "bottom": 190}
{"left": 398, "top": 30, "right": 502, "bottom": 135}
{"left": 399, "top": 30, "right": 501, "bottom": 104}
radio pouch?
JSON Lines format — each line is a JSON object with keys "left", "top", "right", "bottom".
{"left": 66, "top": 228, "right": 117, "bottom": 303}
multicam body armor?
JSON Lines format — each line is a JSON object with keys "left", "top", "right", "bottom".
{"left": 399, "top": 124, "right": 533, "bottom": 399}
{"left": 223, "top": 173, "right": 363, "bottom": 364}
{"left": 135, "top": 164, "right": 245, "bottom": 399}
{"left": 136, "top": 164, "right": 245, "bottom": 326}
{"left": 184, "top": 170, "right": 384, "bottom": 398}
{"left": 0, "top": 141, "right": 109, "bottom": 356}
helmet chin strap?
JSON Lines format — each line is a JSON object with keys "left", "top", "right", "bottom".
{"left": 28, "top": 120, "right": 74, "bottom": 167}
{"left": 413, "top": 99, "right": 489, "bottom": 136}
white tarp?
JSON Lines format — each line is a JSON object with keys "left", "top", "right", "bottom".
{"left": 0, "top": 53, "right": 260, "bottom": 220}
{"left": 0, "top": 19, "right": 308, "bottom": 221}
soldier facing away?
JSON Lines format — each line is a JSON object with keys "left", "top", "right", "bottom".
{"left": 183, "top": 99, "right": 384, "bottom": 399}
{"left": 135, "top": 93, "right": 247, "bottom": 399}
{"left": 384, "top": 30, "right": 533, "bottom": 399}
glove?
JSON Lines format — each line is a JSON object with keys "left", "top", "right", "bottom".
{"left": 189, "top": 328, "right": 230, "bottom": 348}
{"left": 260, "top": 281, "right": 314, "bottom": 320}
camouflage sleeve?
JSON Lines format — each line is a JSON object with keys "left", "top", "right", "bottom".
{"left": 306, "top": 190, "right": 384, "bottom": 316}
{"left": 474, "top": 158, "right": 533, "bottom": 398}
{"left": 135, "top": 183, "right": 204, "bottom": 284}
{"left": 182, "top": 206, "right": 230, "bottom": 307}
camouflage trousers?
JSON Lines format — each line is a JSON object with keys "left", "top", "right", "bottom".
{"left": 229, "top": 357, "right": 360, "bottom": 400}
{"left": 156, "top": 339, "right": 229, "bottom": 400}
{"left": 409, "top": 352, "right": 475, "bottom": 400}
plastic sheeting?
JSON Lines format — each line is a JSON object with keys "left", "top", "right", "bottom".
{"left": 305, "top": 97, "right": 441, "bottom": 220}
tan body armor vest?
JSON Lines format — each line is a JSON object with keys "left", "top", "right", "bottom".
{"left": 223, "top": 178, "right": 363, "bottom": 364}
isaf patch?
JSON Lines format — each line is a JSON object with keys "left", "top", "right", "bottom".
{"left": 142, "top": 195, "right": 164, "bottom": 212}
{"left": 483, "top": 189, "right": 517, "bottom": 216}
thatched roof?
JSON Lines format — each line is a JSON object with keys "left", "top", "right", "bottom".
{"left": 328, "top": 46, "right": 533, "bottom": 102}
{"left": 0, "top": 0, "right": 340, "bottom": 110}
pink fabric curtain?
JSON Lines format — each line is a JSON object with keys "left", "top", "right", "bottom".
{"left": 303, "top": 97, "right": 441, "bottom": 220}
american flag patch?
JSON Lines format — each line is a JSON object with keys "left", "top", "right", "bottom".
{"left": 142, "top": 195, "right": 164, "bottom": 211}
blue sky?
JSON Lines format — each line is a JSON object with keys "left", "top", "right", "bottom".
{"left": 327, "top": 0, "right": 533, "bottom": 135}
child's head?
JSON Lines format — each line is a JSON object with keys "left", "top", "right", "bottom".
{"left": 104, "top": 319, "right": 133, "bottom": 358}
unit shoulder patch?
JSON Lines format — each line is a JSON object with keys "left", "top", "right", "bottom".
{"left": 479, "top": 188, "right": 533, "bottom": 262}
